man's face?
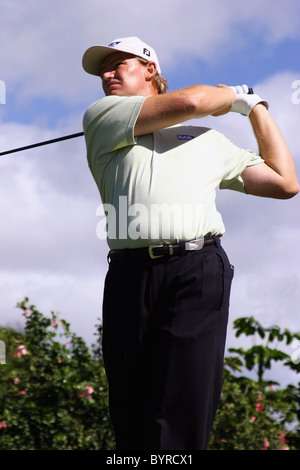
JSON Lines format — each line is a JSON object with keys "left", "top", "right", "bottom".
{"left": 99, "top": 52, "right": 149, "bottom": 97}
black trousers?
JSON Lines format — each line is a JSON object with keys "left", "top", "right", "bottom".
{"left": 102, "top": 239, "right": 234, "bottom": 450}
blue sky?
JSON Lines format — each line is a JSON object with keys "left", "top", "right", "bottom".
{"left": 0, "top": 0, "right": 300, "bottom": 385}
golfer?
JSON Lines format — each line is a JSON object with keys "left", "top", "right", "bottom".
{"left": 82, "top": 37, "right": 299, "bottom": 450}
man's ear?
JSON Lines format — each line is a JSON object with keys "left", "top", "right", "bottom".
{"left": 145, "top": 61, "right": 157, "bottom": 81}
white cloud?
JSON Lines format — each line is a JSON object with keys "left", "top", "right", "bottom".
{"left": 79, "top": 0, "right": 300, "bottom": 62}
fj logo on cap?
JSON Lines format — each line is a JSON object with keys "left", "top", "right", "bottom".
{"left": 143, "top": 48, "right": 151, "bottom": 57}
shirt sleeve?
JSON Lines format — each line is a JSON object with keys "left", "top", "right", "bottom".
{"left": 83, "top": 95, "right": 147, "bottom": 156}
{"left": 211, "top": 129, "right": 264, "bottom": 193}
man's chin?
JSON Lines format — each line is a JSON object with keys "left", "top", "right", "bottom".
{"left": 105, "top": 89, "right": 125, "bottom": 96}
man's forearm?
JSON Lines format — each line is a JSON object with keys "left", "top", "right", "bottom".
{"left": 249, "top": 104, "right": 299, "bottom": 195}
{"left": 134, "top": 85, "right": 235, "bottom": 136}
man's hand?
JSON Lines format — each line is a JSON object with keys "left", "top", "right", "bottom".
{"left": 229, "top": 85, "right": 269, "bottom": 116}
{"left": 211, "top": 84, "right": 235, "bottom": 116}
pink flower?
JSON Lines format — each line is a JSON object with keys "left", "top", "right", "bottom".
{"left": 14, "top": 377, "right": 20, "bottom": 385}
{"left": 85, "top": 386, "right": 94, "bottom": 396}
{"left": 19, "top": 390, "right": 27, "bottom": 396}
{"left": 78, "top": 385, "right": 94, "bottom": 400}
{"left": 51, "top": 319, "right": 58, "bottom": 327}
{"left": 22, "top": 310, "right": 28, "bottom": 316}
{"left": 279, "top": 431, "right": 287, "bottom": 445}
{"left": 0, "top": 421, "right": 7, "bottom": 429}
{"left": 256, "top": 402, "right": 263, "bottom": 413}
{"left": 250, "top": 415, "right": 256, "bottom": 422}
{"left": 255, "top": 394, "right": 264, "bottom": 413}
{"left": 279, "top": 431, "right": 289, "bottom": 449}
{"left": 14, "top": 345, "right": 27, "bottom": 358}
{"left": 262, "top": 438, "right": 270, "bottom": 450}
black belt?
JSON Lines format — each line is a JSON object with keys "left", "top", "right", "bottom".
{"left": 108, "top": 236, "right": 220, "bottom": 260}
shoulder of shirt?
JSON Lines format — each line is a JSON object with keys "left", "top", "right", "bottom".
{"left": 83, "top": 95, "right": 146, "bottom": 130}
{"left": 84, "top": 95, "right": 125, "bottom": 116}
{"left": 85, "top": 95, "right": 145, "bottom": 112}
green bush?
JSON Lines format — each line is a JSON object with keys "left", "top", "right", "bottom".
{"left": 209, "top": 317, "right": 300, "bottom": 450}
{"left": 0, "top": 298, "right": 114, "bottom": 450}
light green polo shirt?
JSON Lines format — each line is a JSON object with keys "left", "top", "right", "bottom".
{"left": 83, "top": 95, "right": 264, "bottom": 249}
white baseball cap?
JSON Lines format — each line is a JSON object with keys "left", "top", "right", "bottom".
{"left": 82, "top": 36, "right": 161, "bottom": 76}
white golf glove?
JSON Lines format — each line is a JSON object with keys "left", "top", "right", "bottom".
{"left": 230, "top": 84, "right": 269, "bottom": 116}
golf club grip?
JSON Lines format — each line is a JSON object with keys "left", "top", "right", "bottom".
{"left": 248, "top": 87, "right": 254, "bottom": 94}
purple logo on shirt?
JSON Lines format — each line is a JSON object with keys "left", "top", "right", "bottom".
{"left": 177, "top": 135, "right": 195, "bottom": 141}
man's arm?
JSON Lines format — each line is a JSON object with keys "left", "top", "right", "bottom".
{"left": 241, "top": 104, "right": 299, "bottom": 199}
{"left": 134, "top": 85, "right": 235, "bottom": 137}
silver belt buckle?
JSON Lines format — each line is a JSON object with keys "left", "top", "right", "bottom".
{"left": 149, "top": 244, "right": 164, "bottom": 259}
{"left": 185, "top": 238, "right": 205, "bottom": 251}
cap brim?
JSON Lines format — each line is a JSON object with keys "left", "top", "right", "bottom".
{"left": 82, "top": 46, "right": 118, "bottom": 76}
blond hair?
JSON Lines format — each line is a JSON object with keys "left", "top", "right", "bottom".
{"left": 137, "top": 58, "right": 168, "bottom": 95}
